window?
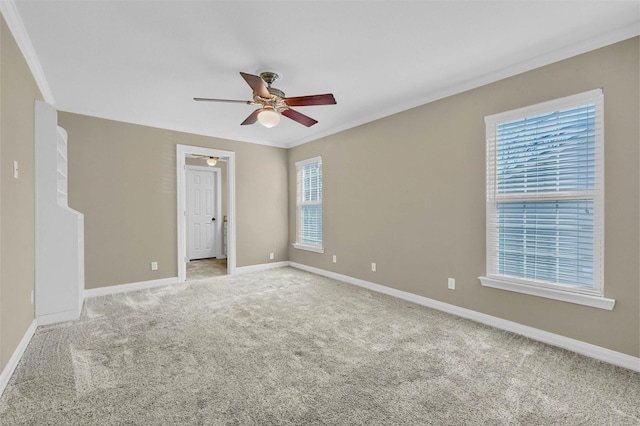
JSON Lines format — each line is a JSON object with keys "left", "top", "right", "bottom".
{"left": 293, "top": 156, "right": 323, "bottom": 253}
{"left": 480, "top": 89, "right": 614, "bottom": 310}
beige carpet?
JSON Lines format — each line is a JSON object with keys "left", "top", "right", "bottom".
{"left": 0, "top": 267, "right": 638, "bottom": 425}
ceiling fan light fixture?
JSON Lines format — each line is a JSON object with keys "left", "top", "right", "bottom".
{"left": 206, "top": 157, "right": 218, "bottom": 166}
{"left": 257, "top": 107, "right": 280, "bottom": 128}
{"left": 195, "top": 71, "right": 335, "bottom": 127}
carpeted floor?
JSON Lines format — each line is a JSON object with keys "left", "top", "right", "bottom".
{"left": 0, "top": 267, "right": 638, "bottom": 425}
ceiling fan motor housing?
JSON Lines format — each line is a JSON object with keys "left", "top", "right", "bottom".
{"left": 268, "top": 87, "right": 286, "bottom": 98}
{"left": 259, "top": 72, "right": 286, "bottom": 104}
{"left": 195, "top": 70, "right": 335, "bottom": 127}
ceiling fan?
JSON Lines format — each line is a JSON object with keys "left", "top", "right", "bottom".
{"left": 194, "top": 71, "right": 336, "bottom": 128}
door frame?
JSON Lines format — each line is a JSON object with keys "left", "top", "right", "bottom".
{"left": 186, "top": 165, "right": 222, "bottom": 260}
{"left": 177, "top": 144, "right": 236, "bottom": 281}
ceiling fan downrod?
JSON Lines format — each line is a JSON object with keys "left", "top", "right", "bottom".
{"left": 260, "top": 72, "right": 285, "bottom": 99}
{"left": 259, "top": 71, "right": 280, "bottom": 86}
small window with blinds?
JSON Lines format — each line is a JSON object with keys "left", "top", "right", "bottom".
{"left": 293, "top": 157, "right": 324, "bottom": 253}
{"left": 480, "top": 89, "right": 614, "bottom": 310}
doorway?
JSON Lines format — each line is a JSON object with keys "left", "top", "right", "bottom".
{"left": 186, "top": 166, "right": 220, "bottom": 261}
{"left": 185, "top": 165, "right": 226, "bottom": 280}
{"left": 177, "top": 145, "right": 236, "bottom": 282}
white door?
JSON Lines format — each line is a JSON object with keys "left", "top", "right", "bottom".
{"left": 187, "top": 167, "right": 218, "bottom": 260}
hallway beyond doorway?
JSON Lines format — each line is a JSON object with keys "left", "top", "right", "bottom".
{"left": 186, "top": 258, "right": 227, "bottom": 280}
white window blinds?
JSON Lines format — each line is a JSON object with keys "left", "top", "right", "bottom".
{"left": 484, "top": 89, "right": 604, "bottom": 296}
{"left": 294, "top": 157, "right": 323, "bottom": 252}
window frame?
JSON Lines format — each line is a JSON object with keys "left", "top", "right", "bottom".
{"left": 292, "top": 156, "right": 324, "bottom": 253}
{"left": 480, "top": 89, "right": 614, "bottom": 310}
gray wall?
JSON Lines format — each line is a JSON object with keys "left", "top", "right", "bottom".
{"left": 288, "top": 37, "right": 640, "bottom": 357}
{"left": 0, "top": 16, "right": 42, "bottom": 370}
{"left": 58, "top": 112, "right": 289, "bottom": 289}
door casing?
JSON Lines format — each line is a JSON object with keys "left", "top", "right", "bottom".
{"left": 177, "top": 145, "right": 236, "bottom": 281}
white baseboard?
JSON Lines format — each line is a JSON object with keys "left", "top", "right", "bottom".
{"left": 84, "top": 277, "right": 179, "bottom": 298}
{"left": 289, "top": 262, "right": 640, "bottom": 372}
{"left": 0, "top": 319, "right": 37, "bottom": 398}
{"left": 37, "top": 309, "right": 81, "bottom": 326}
{"left": 234, "top": 261, "right": 289, "bottom": 275}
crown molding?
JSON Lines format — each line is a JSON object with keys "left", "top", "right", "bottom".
{"left": 1, "top": 0, "right": 636, "bottom": 150}
{"left": 0, "top": 0, "right": 55, "bottom": 104}
{"left": 286, "top": 23, "right": 640, "bottom": 148}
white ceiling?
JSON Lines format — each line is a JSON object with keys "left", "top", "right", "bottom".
{"left": 9, "top": 0, "right": 640, "bottom": 148}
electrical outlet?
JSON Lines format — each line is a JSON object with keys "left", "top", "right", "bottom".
{"left": 371, "top": 262, "right": 377, "bottom": 272}
{"left": 448, "top": 278, "right": 455, "bottom": 290}
{"left": 151, "top": 261, "right": 158, "bottom": 271}
{"left": 269, "top": 252, "right": 275, "bottom": 260}
{"left": 332, "top": 255, "right": 337, "bottom": 263}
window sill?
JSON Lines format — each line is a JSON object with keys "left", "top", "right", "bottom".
{"left": 292, "top": 243, "right": 324, "bottom": 254}
{"left": 479, "top": 276, "right": 615, "bottom": 310}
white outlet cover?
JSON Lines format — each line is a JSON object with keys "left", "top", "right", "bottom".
{"left": 151, "top": 261, "right": 158, "bottom": 271}
{"left": 332, "top": 255, "right": 337, "bottom": 263}
{"left": 371, "top": 262, "right": 377, "bottom": 272}
{"left": 13, "top": 160, "right": 18, "bottom": 179}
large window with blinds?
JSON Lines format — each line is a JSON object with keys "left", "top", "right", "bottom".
{"left": 480, "top": 89, "right": 613, "bottom": 310}
{"left": 293, "top": 157, "right": 324, "bottom": 253}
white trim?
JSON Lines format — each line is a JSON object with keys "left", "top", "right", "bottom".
{"left": 177, "top": 145, "right": 236, "bottom": 280}
{"left": 3, "top": 0, "right": 633, "bottom": 151}
{"left": 37, "top": 309, "right": 81, "bottom": 326}
{"left": 0, "top": 0, "right": 56, "bottom": 104}
{"left": 484, "top": 89, "right": 605, "bottom": 300}
{"left": 0, "top": 320, "right": 37, "bottom": 398}
{"left": 289, "top": 262, "right": 639, "bottom": 372}
{"left": 295, "top": 157, "right": 323, "bottom": 250}
{"left": 84, "top": 277, "right": 178, "bottom": 298}
{"left": 292, "top": 243, "right": 325, "bottom": 253}
{"left": 485, "top": 88, "right": 603, "bottom": 123}
{"left": 286, "top": 25, "right": 639, "bottom": 148}
{"left": 479, "top": 276, "right": 615, "bottom": 310}
{"left": 294, "top": 156, "right": 322, "bottom": 168}
{"left": 233, "top": 261, "right": 289, "bottom": 275}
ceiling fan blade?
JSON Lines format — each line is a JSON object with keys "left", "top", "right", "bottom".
{"left": 285, "top": 94, "right": 336, "bottom": 107}
{"left": 241, "top": 108, "right": 262, "bottom": 126}
{"left": 194, "top": 97, "right": 252, "bottom": 104}
{"left": 282, "top": 108, "right": 318, "bottom": 127}
{"left": 240, "top": 72, "right": 270, "bottom": 98}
